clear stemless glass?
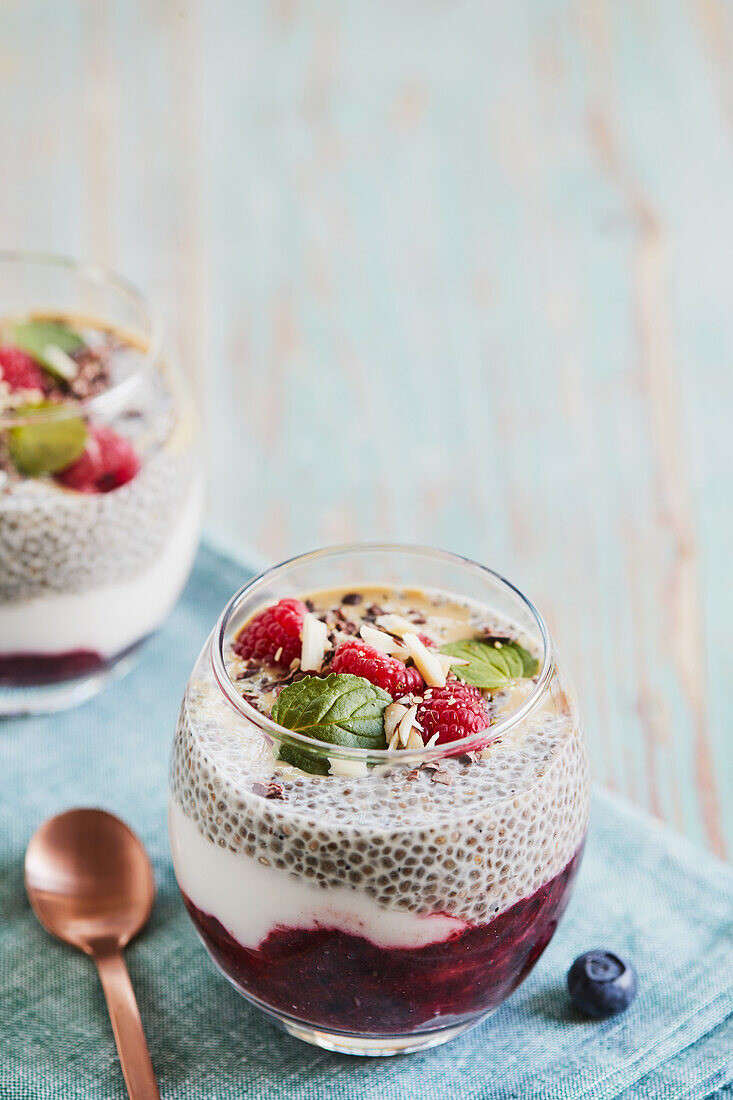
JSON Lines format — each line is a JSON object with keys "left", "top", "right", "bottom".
{"left": 0, "top": 251, "right": 203, "bottom": 714}
{"left": 169, "top": 545, "right": 590, "bottom": 1056}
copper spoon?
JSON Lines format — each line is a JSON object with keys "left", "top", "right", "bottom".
{"left": 25, "top": 808, "right": 160, "bottom": 1100}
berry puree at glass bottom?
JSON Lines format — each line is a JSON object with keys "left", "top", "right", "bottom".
{"left": 0, "top": 303, "right": 201, "bottom": 701}
{"left": 170, "top": 564, "right": 590, "bottom": 1053}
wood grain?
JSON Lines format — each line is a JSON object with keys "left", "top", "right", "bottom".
{"left": 0, "top": 0, "right": 730, "bottom": 854}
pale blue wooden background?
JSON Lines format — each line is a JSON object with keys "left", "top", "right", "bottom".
{"left": 1, "top": 0, "right": 730, "bottom": 857}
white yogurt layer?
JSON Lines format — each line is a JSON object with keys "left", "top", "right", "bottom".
{"left": 0, "top": 477, "right": 202, "bottom": 658}
{"left": 169, "top": 798, "right": 468, "bottom": 951}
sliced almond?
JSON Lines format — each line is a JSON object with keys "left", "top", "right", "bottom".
{"left": 435, "top": 652, "right": 470, "bottom": 677}
{"left": 359, "top": 623, "right": 410, "bottom": 660}
{"left": 425, "top": 732, "right": 439, "bottom": 748}
{"left": 387, "top": 728, "right": 401, "bottom": 751}
{"left": 42, "top": 343, "right": 79, "bottom": 382}
{"left": 300, "top": 613, "right": 329, "bottom": 672}
{"left": 328, "top": 756, "right": 368, "bottom": 778}
{"left": 375, "top": 613, "right": 416, "bottom": 637}
{"left": 406, "top": 727, "right": 425, "bottom": 750}
{"left": 434, "top": 653, "right": 453, "bottom": 677}
{"left": 402, "top": 632, "right": 447, "bottom": 688}
{"left": 397, "top": 704, "right": 419, "bottom": 747}
{"left": 384, "top": 701, "right": 408, "bottom": 741}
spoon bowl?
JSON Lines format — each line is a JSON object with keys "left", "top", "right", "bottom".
{"left": 25, "top": 808, "right": 160, "bottom": 1100}
{"left": 25, "top": 808, "right": 154, "bottom": 953}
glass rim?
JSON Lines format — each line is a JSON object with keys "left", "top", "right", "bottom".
{"left": 0, "top": 249, "right": 164, "bottom": 427}
{"left": 210, "top": 542, "right": 556, "bottom": 765}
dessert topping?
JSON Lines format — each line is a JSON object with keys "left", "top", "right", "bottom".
{"left": 251, "top": 781, "right": 284, "bottom": 799}
{"left": 340, "top": 592, "right": 362, "bottom": 605}
{"left": 55, "top": 424, "right": 140, "bottom": 493}
{"left": 230, "top": 593, "right": 544, "bottom": 771}
{"left": 358, "top": 623, "right": 410, "bottom": 659}
{"left": 375, "top": 613, "right": 416, "bottom": 637}
{"left": 0, "top": 346, "right": 47, "bottom": 394}
{"left": 416, "top": 681, "right": 491, "bottom": 746}
{"left": 440, "top": 638, "right": 539, "bottom": 690}
{"left": 7, "top": 403, "right": 88, "bottom": 477}
{"left": 385, "top": 702, "right": 423, "bottom": 750}
{"left": 272, "top": 673, "right": 390, "bottom": 774}
{"left": 383, "top": 701, "right": 409, "bottom": 742}
{"left": 41, "top": 344, "right": 80, "bottom": 383}
{"left": 233, "top": 597, "right": 307, "bottom": 668}
{"left": 330, "top": 639, "right": 424, "bottom": 698}
{"left": 300, "top": 612, "right": 329, "bottom": 672}
{"left": 401, "top": 632, "right": 447, "bottom": 688}
{"left": 11, "top": 319, "right": 85, "bottom": 380}
{"left": 327, "top": 757, "right": 369, "bottom": 778}
{"left": 397, "top": 704, "right": 421, "bottom": 747}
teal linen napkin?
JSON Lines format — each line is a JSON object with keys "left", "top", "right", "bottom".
{"left": 1, "top": 544, "right": 732, "bottom": 1100}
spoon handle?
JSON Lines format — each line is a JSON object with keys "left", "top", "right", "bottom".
{"left": 93, "top": 943, "right": 161, "bottom": 1100}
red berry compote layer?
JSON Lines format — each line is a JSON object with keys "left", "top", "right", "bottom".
{"left": 170, "top": 585, "right": 589, "bottom": 1043}
{"left": 0, "top": 313, "right": 202, "bottom": 687}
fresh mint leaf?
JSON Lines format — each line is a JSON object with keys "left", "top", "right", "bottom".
{"left": 272, "top": 673, "right": 390, "bottom": 775}
{"left": 12, "top": 320, "right": 84, "bottom": 379}
{"left": 277, "top": 744, "right": 331, "bottom": 776}
{"left": 8, "top": 403, "right": 87, "bottom": 477}
{"left": 440, "top": 638, "right": 539, "bottom": 690}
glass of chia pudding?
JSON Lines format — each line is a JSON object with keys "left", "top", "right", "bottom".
{"left": 170, "top": 545, "right": 589, "bottom": 1056}
{"left": 0, "top": 252, "right": 203, "bottom": 714}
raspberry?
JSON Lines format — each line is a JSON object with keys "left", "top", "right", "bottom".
{"left": 0, "top": 346, "right": 46, "bottom": 393}
{"left": 56, "top": 425, "right": 140, "bottom": 493}
{"left": 416, "top": 680, "right": 490, "bottom": 746}
{"left": 330, "top": 640, "right": 424, "bottom": 698}
{"left": 234, "top": 598, "right": 306, "bottom": 668}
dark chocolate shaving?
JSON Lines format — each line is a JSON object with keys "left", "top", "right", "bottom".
{"left": 251, "top": 781, "right": 284, "bottom": 799}
{"left": 267, "top": 668, "right": 311, "bottom": 692}
{"left": 68, "top": 346, "right": 112, "bottom": 400}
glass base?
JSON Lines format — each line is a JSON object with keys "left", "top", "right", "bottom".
{"left": 0, "top": 647, "right": 140, "bottom": 716}
{"left": 276, "top": 1016, "right": 486, "bottom": 1056}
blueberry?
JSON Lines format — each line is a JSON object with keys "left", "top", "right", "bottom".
{"left": 567, "top": 950, "right": 638, "bottom": 1019}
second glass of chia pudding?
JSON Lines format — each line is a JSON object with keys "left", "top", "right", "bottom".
{"left": 170, "top": 545, "right": 590, "bottom": 1056}
{"left": 0, "top": 252, "right": 203, "bottom": 714}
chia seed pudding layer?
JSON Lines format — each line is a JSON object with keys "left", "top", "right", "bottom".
{"left": 170, "top": 587, "right": 589, "bottom": 931}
